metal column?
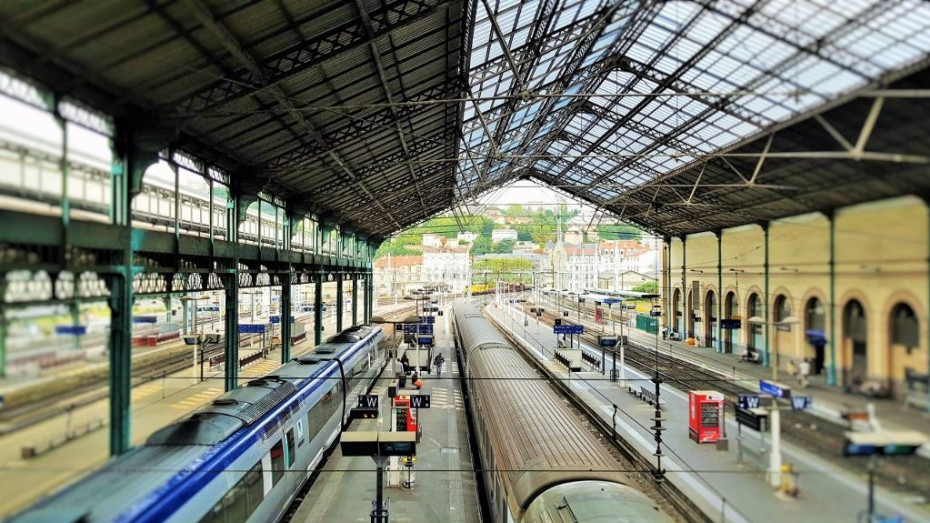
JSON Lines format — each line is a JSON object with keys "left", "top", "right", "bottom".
{"left": 828, "top": 211, "right": 837, "bottom": 386}
{"left": 314, "top": 278, "right": 323, "bottom": 345}
{"left": 352, "top": 276, "right": 359, "bottom": 326}
{"left": 367, "top": 276, "right": 374, "bottom": 323}
{"left": 681, "top": 236, "right": 687, "bottom": 340}
{"left": 107, "top": 272, "right": 133, "bottom": 455}
{"left": 0, "top": 311, "right": 6, "bottom": 378}
{"left": 717, "top": 231, "right": 723, "bottom": 353}
{"left": 762, "top": 222, "right": 771, "bottom": 368}
{"left": 281, "top": 277, "right": 292, "bottom": 363}
{"left": 224, "top": 276, "right": 239, "bottom": 391}
{"left": 336, "top": 277, "right": 344, "bottom": 332}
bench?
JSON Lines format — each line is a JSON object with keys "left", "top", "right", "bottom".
{"left": 581, "top": 350, "right": 600, "bottom": 369}
{"left": 628, "top": 385, "right": 666, "bottom": 408}
{"left": 738, "top": 350, "right": 761, "bottom": 363}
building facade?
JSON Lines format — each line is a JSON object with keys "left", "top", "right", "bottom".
{"left": 373, "top": 255, "right": 424, "bottom": 296}
{"left": 662, "top": 195, "right": 929, "bottom": 401}
{"left": 422, "top": 245, "right": 471, "bottom": 292}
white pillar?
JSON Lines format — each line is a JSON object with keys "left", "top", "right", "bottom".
{"left": 769, "top": 405, "right": 782, "bottom": 488}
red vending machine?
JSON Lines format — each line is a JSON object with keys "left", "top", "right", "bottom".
{"left": 688, "top": 390, "right": 724, "bottom": 443}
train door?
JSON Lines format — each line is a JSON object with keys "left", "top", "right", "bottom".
{"left": 283, "top": 427, "right": 298, "bottom": 492}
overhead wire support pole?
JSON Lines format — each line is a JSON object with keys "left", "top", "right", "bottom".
{"left": 315, "top": 276, "right": 324, "bottom": 346}
{"left": 336, "top": 276, "right": 344, "bottom": 332}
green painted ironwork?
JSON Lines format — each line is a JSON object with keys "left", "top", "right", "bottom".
{"left": 352, "top": 277, "right": 359, "bottom": 327}
{"left": 107, "top": 272, "right": 133, "bottom": 456}
{"left": 717, "top": 231, "right": 723, "bottom": 353}
{"left": 224, "top": 275, "right": 239, "bottom": 392}
{"left": 281, "top": 277, "right": 292, "bottom": 363}
{"left": 829, "top": 211, "right": 837, "bottom": 386}
{"left": 314, "top": 278, "right": 323, "bottom": 345}
{"left": 336, "top": 277, "right": 344, "bottom": 332}
{"left": 762, "top": 222, "right": 771, "bottom": 368}
{"left": 681, "top": 236, "right": 687, "bottom": 340}
{"left": 0, "top": 311, "right": 6, "bottom": 379}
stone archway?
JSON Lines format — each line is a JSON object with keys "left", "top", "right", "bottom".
{"left": 843, "top": 299, "right": 868, "bottom": 385}
{"left": 672, "top": 288, "right": 682, "bottom": 338}
{"left": 747, "top": 293, "right": 763, "bottom": 356}
{"left": 724, "top": 291, "right": 737, "bottom": 354}
{"left": 704, "top": 290, "right": 716, "bottom": 348}
{"left": 804, "top": 297, "right": 826, "bottom": 374}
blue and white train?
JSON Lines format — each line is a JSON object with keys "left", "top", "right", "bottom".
{"left": 13, "top": 324, "right": 385, "bottom": 523}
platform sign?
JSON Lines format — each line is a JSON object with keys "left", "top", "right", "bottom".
{"left": 554, "top": 324, "right": 584, "bottom": 335}
{"left": 599, "top": 336, "right": 618, "bottom": 348}
{"left": 357, "top": 395, "right": 379, "bottom": 409}
{"left": 738, "top": 394, "right": 761, "bottom": 410}
{"left": 403, "top": 324, "right": 418, "bottom": 334}
{"left": 133, "top": 316, "right": 158, "bottom": 324}
{"left": 417, "top": 324, "right": 433, "bottom": 334}
{"left": 790, "top": 395, "right": 813, "bottom": 410}
{"left": 269, "top": 315, "right": 296, "bottom": 324}
{"left": 650, "top": 310, "right": 662, "bottom": 317}
{"left": 418, "top": 316, "right": 435, "bottom": 324}
{"left": 417, "top": 335, "right": 433, "bottom": 346}
{"left": 239, "top": 324, "right": 266, "bottom": 334}
{"left": 736, "top": 408, "right": 766, "bottom": 432}
{"left": 563, "top": 311, "right": 569, "bottom": 317}
{"left": 720, "top": 319, "right": 741, "bottom": 330}
{"left": 55, "top": 325, "right": 87, "bottom": 335}
{"left": 410, "top": 395, "right": 431, "bottom": 409}
{"left": 394, "top": 323, "right": 404, "bottom": 332}
{"left": 759, "top": 380, "right": 791, "bottom": 399}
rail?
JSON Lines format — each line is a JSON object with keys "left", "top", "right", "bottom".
{"left": 483, "top": 310, "right": 711, "bottom": 523}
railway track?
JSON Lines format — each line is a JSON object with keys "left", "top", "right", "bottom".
{"left": 482, "top": 307, "right": 710, "bottom": 523}
{"left": 523, "top": 299, "right": 930, "bottom": 505}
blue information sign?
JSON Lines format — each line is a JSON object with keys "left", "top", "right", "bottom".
{"left": 554, "top": 324, "right": 584, "bottom": 335}
{"left": 759, "top": 380, "right": 791, "bottom": 399}
{"left": 790, "top": 395, "right": 812, "bottom": 410}
{"left": 239, "top": 324, "right": 266, "bottom": 334}
{"left": 55, "top": 325, "right": 87, "bottom": 335}
{"left": 720, "top": 319, "right": 741, "bottom": 329}
{"left": 418, "top": 316, "right": 435, "bottom": 324}
{"left": 269, "top": 315, "right": 296, "bottom": 324}
{"left": 403, "top": 324, "right": 417, "bottom": 334}
{"left": 133, "top": 316, "right": 158, "bottom": 324}
{"left": 418, "top": 324, "right": 433, "bottom": 334}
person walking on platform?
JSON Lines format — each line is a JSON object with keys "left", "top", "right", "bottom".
{"left": 434, "top": 353, "right": 445, "bottom": 378}
{"left": 799, "top": 358, "right": 811, "bottom": 389}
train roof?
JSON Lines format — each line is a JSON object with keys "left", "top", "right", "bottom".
{"left": 14, "top": 324, "right": 382, "bottom": 522}
{"left": 452, "top": 302, "right": 510, "bottom": 352}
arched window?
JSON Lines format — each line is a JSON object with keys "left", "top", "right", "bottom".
{"left": 890, "top": 303, "right": 919, "bottom": 352}
{"left": 773, "top": 295, "right": 791, "bottom": 322}
{"left": 806, "top": 297, "right": 825, "bottom": 332}
{"left": 748, "top": 293, "right": 763, "bottom": 351}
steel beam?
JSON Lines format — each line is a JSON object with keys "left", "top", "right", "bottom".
{"left": 281, "top": 276, "right": 292, "bottom": 363}
{"left": 314, "top": 278, "right": 323, "bottom": 345}
{"left": 223, "top": 274, "right": 239, "bottom": 391}
{"left": 107, "top": 272, "right": 133, "bottom": 456}
{"left": 336, "top": 277, "right": 344, "bottom": 332}
{"left": 352, "top": 276, "right": 359, "bottom": 326}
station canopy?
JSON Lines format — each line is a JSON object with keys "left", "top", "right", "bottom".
{"left": 2, "top": 1, "right": 930, "bottom": 239}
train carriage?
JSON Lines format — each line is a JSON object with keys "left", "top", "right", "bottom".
{"left": 12, "top": 325, "right": 384, "bottom": 523}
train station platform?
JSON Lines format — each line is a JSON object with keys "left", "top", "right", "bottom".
{"left": 532, "top": 294, "right": 930, "bottom": 445}
{"left": 487, "top": 303, "right": 930, "bottom": 523}
{"left": 621, "top": 326, "right": 930, "bottom": 443}
{"left": 0, "top": 303, "right": 412, "bottom": 518}
{"left": 292, "top": 308, "right": 479, "bottom": 523}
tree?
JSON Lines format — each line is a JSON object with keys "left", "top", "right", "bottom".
{"left": 494, "top": 239, "right": 515, "bottom": 254}
{"left": 632, "top": 281, "right": 658, "bottom": 294}
{"left": 480, "top": 217, "right": 495, "bottom": 236}
{"left": 516, "top": 230, "right": 533, "bottom": 241}
{"left": 471, "top": 236, "right": 492, "bottom": 256}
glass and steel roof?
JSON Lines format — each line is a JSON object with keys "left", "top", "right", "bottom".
{"left": 457, "top": 0, "right": 930, "bottom": 233}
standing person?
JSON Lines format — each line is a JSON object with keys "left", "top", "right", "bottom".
{"left": 799, "top": 358, "right": 811, "bottom": 389}
{"left": 434, "top": 353, "right": 445, "bottom": 378}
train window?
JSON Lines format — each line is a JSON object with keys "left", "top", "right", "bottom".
{"left": 245, "top": 461, "right": 264, "bottom": 513}
{"left": 199, "top": 503, "right": 223, "bottom": 523}
{"left": 223, "top": 482, "right": 248, "bottom": 522}
{"left": 285, "top": 428, "right": 296, "bottom": 468}
{"left": 270, "top": 439, "right": 285, "bottom": 486}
